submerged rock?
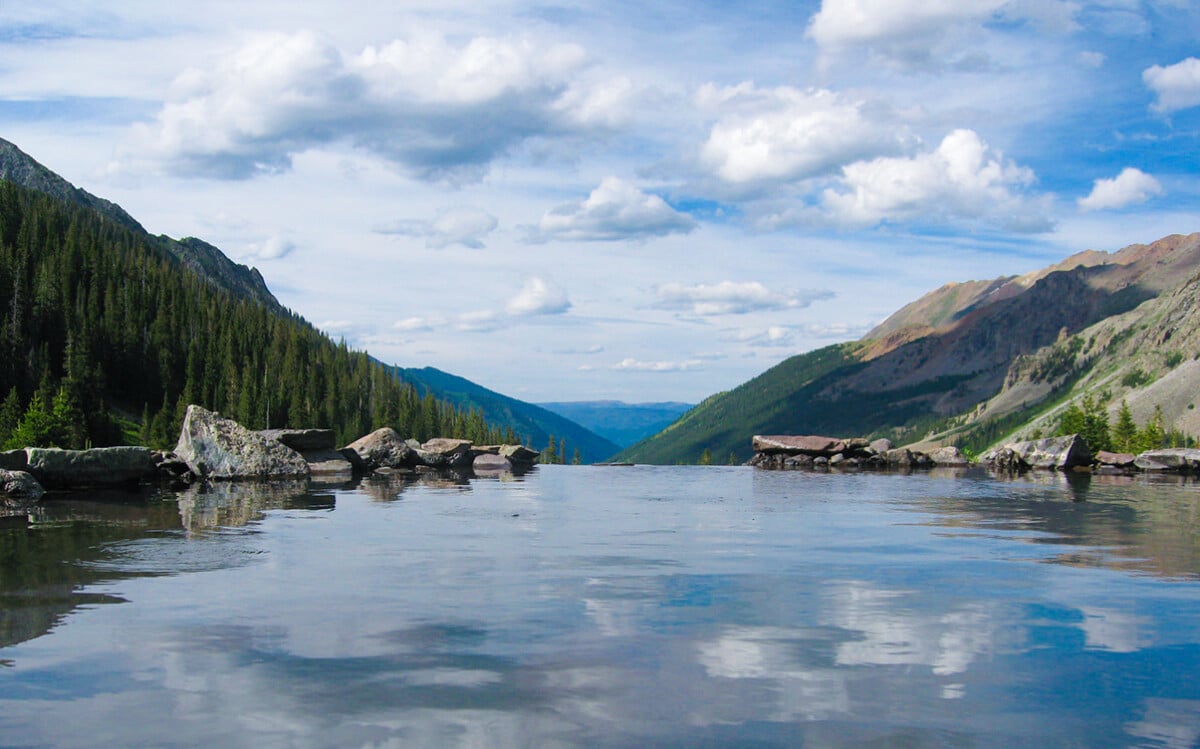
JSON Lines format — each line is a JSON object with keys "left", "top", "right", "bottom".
{"left": 174, "top": 405, "right": 309, "bottom": 480}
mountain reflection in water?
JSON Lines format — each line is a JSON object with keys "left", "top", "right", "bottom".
{"left": 2, "top": 466, "right": 1199, "bottom": 748}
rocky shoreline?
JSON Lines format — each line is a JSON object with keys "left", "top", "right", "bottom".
{"left": 749, "top": 433, "right": 1200, "bottom": 475}
{"left": 1, "top": 405, "right": 540, "bottom": 507}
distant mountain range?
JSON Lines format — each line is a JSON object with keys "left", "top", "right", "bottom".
{"left": 536, "top": 400, "right": 693, "bottom": 448}
{"left": 618, "top": 233, "right": 1200, "bottom": 464}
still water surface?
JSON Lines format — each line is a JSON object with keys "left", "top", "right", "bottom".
{"left": 3, "top": 466, "right": 1200, "bottom": 748}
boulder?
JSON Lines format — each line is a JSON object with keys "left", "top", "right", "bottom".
{"left": 1135, "top": 448, "right": 1200, "bottom": 472}
{"left": 417, "top": 438, "right": 474, "bottom": 469}
{"left": 783, "top": 453, "right": 815, "bottom": 469}
{"left": 344, "top": 428, "right": 417, "bottom": 470}
{"left": 1005, "top": 434, "right": 1092, "bottom": 471}
{"left": 473, "top": 453, "right": 513, "bottom": 474}
{"left": 25, "top": 446, "right": 157, "bottom": 488}
{"left": 499, "top": 444, "right": 541, "bottom": 466}
{"left": 1094, "top": 450, "right": 1136, "bottom": 468}
{"left": 752, "top": 435, "right": 847, "bottom": 456}
{"left": 0, "top": 449, "right": 28, "bottom": 471}
{"left": 1, "top": 469, "right": 44, "bottom": 503}
{"left": 882, "top": 448, "right": 914, "bottom": 467}
{"left": 982, "top": 447, "right": 1027, "bottom": 472}
{"left": 929, "top": 445, "right": 969, "bottom": 467}
{"left": 868, "top": 438, "right": 893, "bottom": 456}
{"left": 303, "top": 448, "right": 358, "bottom": 478}
{"left": 174, "top": 405, "right": 309, "bottom": 480}
{"left": 259, "top": 428, "right": 336, "bottom": 452}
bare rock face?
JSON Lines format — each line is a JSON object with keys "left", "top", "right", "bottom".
{"left": 174, "top": 406, "right": 309, "bottom": 480}
{"left": 24, "top": 447, "right": 158, "bottom": 488}
{"left": 344, "top": 428, "right": 417, "bottom": 470}
{"left": 1, "top": 469, "right": 44, "bottom": 503}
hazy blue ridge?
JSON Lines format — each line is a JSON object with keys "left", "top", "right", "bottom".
{"left": 536, "top": 400, "right": 693, "bottom": 448}
{"left": 388, "top": 366, "right": 622, "bottom": 463}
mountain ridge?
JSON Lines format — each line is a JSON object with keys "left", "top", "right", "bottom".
{"left": 618, "top": 232, "right": 1200, "bottom": 464}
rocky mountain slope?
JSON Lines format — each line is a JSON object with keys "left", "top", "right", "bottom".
{"left": 618, "top": 233, "right": 1200, "bottom": 464}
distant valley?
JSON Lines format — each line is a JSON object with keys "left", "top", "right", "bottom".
{"left": 535, "top": 401, "right": 693, "bottom": 448}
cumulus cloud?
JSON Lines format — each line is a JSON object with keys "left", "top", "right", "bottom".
{"left": 1078, "top": 168, "right": 1163, "bottom": 212}
{"left": 243, "top": 235, "right": 296, "bottom": 261}
{"left": 612, "top": 358, "right": 703, "bottom": 372}
{"left": 696, "top": 83, "right": 908, "bottom": 191}
{"left": 376, "top": 207, "right": 498, "bottom": 249}
{"left": 819, "top": 129, "right": 1052, "bottom": 232}
{"left": 1143, "top": 57, "right": 1200, "bottom": 113}
{"left": 722, "top": 325, "right": 797, "bottom": 347}
{"left": 805, "top": 0, "right": 1075, "bottom": 70}
{"left": 526, "top": 177, "right": 696, "bottom": 242}
{"left": 506, "top": 277, "right": 572, "bottom": 316}
{"left": 123, "top": 30, "right": 608, "bottom": 182}
{"left": 655, "top": 281, "right": 834, "bottom": 316}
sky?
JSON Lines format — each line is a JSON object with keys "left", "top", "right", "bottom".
{"left": 2, "top": 1, "right": 1198, "bottom": 404}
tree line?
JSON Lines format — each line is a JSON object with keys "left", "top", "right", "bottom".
{"left": 1055, "top": 393, "right": 1194, "bottom": 453}
{"left": 0, "top": 180, "right": 517, "bottom": 451}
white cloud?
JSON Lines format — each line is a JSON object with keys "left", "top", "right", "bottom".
{"left": 526, "top": 177, "right": 695, "bottom": 242}
{"left": 805, "top": 0, "right": 1076, "bottom": 70}
{"left": 722, "top": 325, "right": 797, "bottom": 347}
{"left": 376, "top": 207, "right": 498, "bottom": 249}
{"left": 393, "top": 316, "right": 438, "bottom": 332}
{"left": 655, "top": 281, "right": 833, "bottom": 316}
{"left": 244, "top": 235, "right": 296, "bottom": 260}
{"left": 455, "top": 310, "right": 504, "bottom": 332}
{"left": 820, "top": 129, "right": 1051, "bottom": 232}
{"left": 123, "top": 30, "right": 598, "bottom": 182}
{"left": 1078, "top": 168, "right": 1163, "bottom": 212}
{"left": 613, "top": 358, "right": 703, "bottom": 372}
{"left": 506, "top": 277, "right": 572, "bottom": 316}
{"left": 696, "top": 83, "right": 908, "bottom": 190}
{"left": 1078, "top": 51, "right": 1106, "bottom": 68}
{"left": 1143, "top": 57, "right": 1200, "bottom": 113}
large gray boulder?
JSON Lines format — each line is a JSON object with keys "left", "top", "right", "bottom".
{"left": 344, "top": 428, "right": 417, "bottom": 470}
{"left": 25, "top": 446, "right": 157, "bottom": 488}
{"left": 1005, "top": 434, "right": 1092, "bottom": 471}
{"left": 1, "top": 469, "right": 44, "bottom": 503}
{"left": 417, "top": 438, "right": 474, "bottom": 469}
{"left": 174, "top": 405, "right": 309, "bottom": 480}
{"left": 499, "top": 444, "right": 541, "bottom": 466}
{"left": 473, "top": 453, "right": 513, "bottom": 475}
{"left": 1135, "top": 448, "right": 1200, "bottom": 472}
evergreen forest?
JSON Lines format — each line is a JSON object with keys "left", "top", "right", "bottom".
{"left": 0, "top": 180, "right": 516, "bottom": 451}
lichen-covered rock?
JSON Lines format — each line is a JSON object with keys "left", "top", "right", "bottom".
{"left": 344, "top": 428, "right": 417, "bottom": 470}
{"left": 25, "top": 446, "right": 157, "bottom": 488}
{"left": 1, "top": 469, "right": 44, "bottom": 503}
{"left": 174, "top": 405, "right": 309, "bottom": 480}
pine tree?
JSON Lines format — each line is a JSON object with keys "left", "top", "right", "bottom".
{"left": 543, "top": 434, "right": 557, "bottom": 464}
{"left": 1112, "top": 401, "right": 1138, "bottom": 453}
{"left": 5, "top": 392, "right": 55, "bottom": 449}
{"left": 1079, "top": 394, "right": 1111, "bottom": 453}
{"left": 0, "top": 386, "right": 22, "bottom": 446}
{"left": 1057, "top": 401, "right": 1085, "bottom": 437}
{"left": 699, "top": 448, "right": 713, "bottom": 465}
{"left": 1137, "top": 405, "right": 1166, "bottom": 452}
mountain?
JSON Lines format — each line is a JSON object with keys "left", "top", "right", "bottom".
{"left": 618, "top": 233, "right": 1200, "bottom": 464}
{"left": 0, "top": 138, "right": 515, "bottom": 450}
{"left": 0, "top": 137, "right": 279, "bottom": 311}
{"left": 388, "top": 367, "right": 621, "bottom": 463}
{"left": 536, "top": 400, "right": 694, "bottom": 448}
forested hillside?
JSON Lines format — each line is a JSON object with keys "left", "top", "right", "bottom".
{"left": 0, "top": 179, "right": 513, "bottom": 450}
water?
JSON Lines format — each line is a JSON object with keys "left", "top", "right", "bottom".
{"left": 3, "top": 466, "right": 1200, "bottom": 748}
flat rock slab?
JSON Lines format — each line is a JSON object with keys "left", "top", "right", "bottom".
{"left": 25, "top": 446, "right": 157, "bottom": 488}
{"left": 1095, "top": 450, "right": 1136, "bottom": 467}
{"left": 752, "top": 435, "right": 847, "bottom": 456}
{"left": 1136, "top": 448, "right": 1200, "bottom": 471}
{"left": 303, "top": 448, "right": 356, "bottom": 477}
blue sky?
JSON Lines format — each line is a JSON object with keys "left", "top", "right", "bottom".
{"left": 2, "top": 0, "right": 1198, "bottom": 402}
